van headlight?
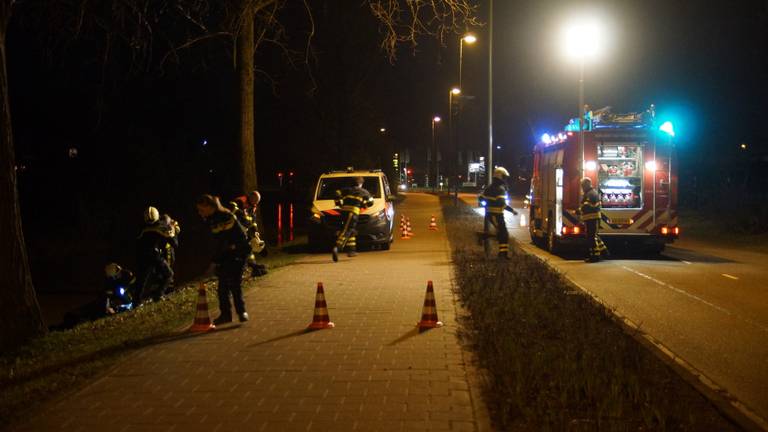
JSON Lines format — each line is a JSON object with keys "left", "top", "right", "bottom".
{"left": 372, "top": 209, "right": 386, "bottom": 220}
{"left": 310, "top": 208, "right": 322, "bottom": 223}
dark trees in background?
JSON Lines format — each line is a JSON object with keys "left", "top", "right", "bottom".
{"left": 0, "top": 0, "right": 46, "bottom": 351}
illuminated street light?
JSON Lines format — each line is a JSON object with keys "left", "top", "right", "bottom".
{"left": 379, "top": 127, "right": 386, "bottom": 133}
{"left": 451, "top": 87, "right": 461, "bottom": 95}
{"left": 431, "top": 116, "right": 442, "bottom": 191}
{"left": 459, "top": 34, "right": 477, "bottom": 89}
{"left": 561, "top": 12, "right": 609, "bottom": 183}
{"left": 740, "top": 143, "right": 747, "bottom": 150}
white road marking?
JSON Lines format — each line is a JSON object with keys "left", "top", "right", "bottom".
{"left": 681, "top": 260, "right": 692, "bottom": 265}
{"left": 621, "top": 266, "right": 768, "bottom": 334}
{"left": 722, "top": 273, "right": 739, "bottom": 280}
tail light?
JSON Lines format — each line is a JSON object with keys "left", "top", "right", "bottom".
{"left": 660, "top": 226, "right": 669, "bottom": 235}
{"left": 573, "top": 226, "right": 581, "bottom": 235}
{"left": 561, "top": 226, "right": 583, "bottom": 236}
{"left": 673, "top": 226, "right": 680, "bottom": 236}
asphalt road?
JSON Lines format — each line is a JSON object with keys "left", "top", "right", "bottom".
{"left": 458, "top": 193, "right": 768, "bottom": 429}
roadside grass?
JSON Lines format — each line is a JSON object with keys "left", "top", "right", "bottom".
{"left": 0, "top": 238, "right": 307, "bottom": 427}
{"left": 441, "top": 198, "right": 738, "bottom": 431}
{"left": 679, "top": 207, "right": 768, "bottom": 254}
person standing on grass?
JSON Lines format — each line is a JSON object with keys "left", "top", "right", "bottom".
{"left": 577, "top": 177, "right": 608, "bottom": 263}
{"left": 479, "top": 167, "right": 518, "bottom": 260}
{"left": 135, "top": 206, "right": 176, "bottom": 303}
{"left": 196, "top": 194, "right": 252, "bottom": 324}
{"left": 332, "top": 176, "right": 374, "bottom": 262}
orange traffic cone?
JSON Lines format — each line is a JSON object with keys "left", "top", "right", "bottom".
{"left": 400, "top": 226, "right": 410, "bottom": 240}
{"left": 406, "top": 218, "right": 414, "bottom": 237}
{"left": 429, "top": 215, "right": 438, "bottom": 231}
{"left": 308, "top": 282, "right": 335, "bottom": 330}
{"left": 417, "top": 281, "right": 443, "bottom": 330}
{"left": 188, "top": 282, "right": 215, "bottom": 333}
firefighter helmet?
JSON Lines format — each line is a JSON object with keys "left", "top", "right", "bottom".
{"left": 104, "top": 263, "right": 121, "bottom": 279}
{"left": 144, "top": 206, "right": 159, "bottom": 224}
{"left": 580, "top": 177, "right": 592, "bottom": 187}
{"left": 247, "top": 190, "right": 261, "bottom": 206}
{"left": 493, "top": 167, "right": 510, "bottom": 179}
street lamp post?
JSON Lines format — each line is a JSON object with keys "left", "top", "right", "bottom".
{"left": 449, "top": 87, "right": 461, "bottom": 191}
{"left": 487, "top": 0, "right": 494, "bottom": 186}
{"left": 459, "top": 33, "right": 476, "bottom": 89}
{"left": 562, "top": 13, "right": 607, "bottom": 185}
{"left": 432, "top": 116, "right": 442, "bottom": 192}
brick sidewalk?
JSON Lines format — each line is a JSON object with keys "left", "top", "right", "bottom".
{"left": 14, "top": 193, "right": 491, "bottom": 432}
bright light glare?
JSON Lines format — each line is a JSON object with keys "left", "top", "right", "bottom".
{"left": 562, "top": 15, "right": 607, "bottom": 61}
{"left": 451, "top": 87, "right": 461, "bottom": 95}
{"left": 584, "top": 160, "right": 597, "bottom": 171}
{"left": 379, "top": 127, "right": 386, "bottom": 133}
{"left": 463, "top": 34, "right": 477, "bottom": 44}
{"left": 541, "top": 133, "right": 552, "bottom": 144}
{"left": 659, "top": 121, "right": 675, "bottom": 137}
{"left": 645, "top": 160, "right": 657, "bottom": 171}
{"left": 433, "top": 116, "right": 442, "bottom": 122}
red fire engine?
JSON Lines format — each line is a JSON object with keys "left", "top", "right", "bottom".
{"left": 529, "top": 106, "right": 679, "bottom": 253}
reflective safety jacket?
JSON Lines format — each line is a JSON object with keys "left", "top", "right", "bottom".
{"left": 205, "top": 210, "right": 251, "bottom": 264}
{"left": 335, "top": 186, "right": 374, "bottom": 215}
{"left": 479, "top": 178, "right": 513, "bottom": 214}
{"left": 580, "top": 187, "right": 602, "bottom": 221}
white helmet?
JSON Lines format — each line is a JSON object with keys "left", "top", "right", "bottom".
{"left": 493, "top": 167, "right": 510, "bottom": 179}
{"left": 104, "top": 263, "right": 121, "bottom": 278}
{"left": 144, "top": 206, "right": 159, "bottom": 224}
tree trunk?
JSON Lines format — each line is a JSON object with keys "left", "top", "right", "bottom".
{"left": 0, "top": 1, "right": 46, "bottom": 351}
{"left": 236, "top": 5, "right": 257, "bottom": 194}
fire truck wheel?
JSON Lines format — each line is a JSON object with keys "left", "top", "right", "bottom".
{"left": 547, "top": 230, "right": 560, "bottom": 254}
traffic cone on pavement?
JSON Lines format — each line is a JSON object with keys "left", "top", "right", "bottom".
{"left": 429, "top": 215, "right": 438, "bottom": 231}
{"left": 308, "top": 282, "right": 335, "bottom": 330}
{"left": 417, "top": 281, "right": 443, "bottom": 330}
{"left": 188, "top": 282, "right": 215, "bottom": 333}
{"left": 400, "top": 226, "right": 410, "bottom": 240}
{"left": 406, "top": 218, "right": 414, "bottom": 237}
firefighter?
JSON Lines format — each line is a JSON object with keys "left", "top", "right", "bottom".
{"left": 104, "top": 263, "right": 136, "bottom": 313}
{"left": 578, "top": 177, "right": 608, "bottom": 263}
{"left": 196, "top": 194, "right": 252, "bottom": 324}
{"left": 479, "top": 167, "right": 519, "bottom": 259}
{"left": 159, "top": 213, "right": 181, "bottom": 292}
{"left": 135, "top": 206, "right": 177, "bottom": 303}
{"left": 332, "top": 176, "right": 374, "bottom": 262}
{"left": 228, "top": 200, "right": 267, "bottom": 277}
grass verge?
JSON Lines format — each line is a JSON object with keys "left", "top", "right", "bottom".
{"left": 441, "top": 198, "right": 738, "bottom": 431}
{"left": 678, "top": 207, "right": 768, "bottom": 254}
{"left": 0, "top": 238, "right": 307, "bottom": 427}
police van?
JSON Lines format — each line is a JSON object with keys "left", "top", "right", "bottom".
{"left": 308, "top": 169, "right": 396, "bottom": 251}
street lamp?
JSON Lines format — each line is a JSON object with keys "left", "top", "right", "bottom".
{"left": 448, "top": 88, "right": 461, "bottom": 191}
{"left": 459, "top": 33, "right": 477, "bottom": 89}
{"left": 432, "top": 116, "right": 442, "bottom": 191}
{"left": 561, "top": 13, "right": 608, "bottom": 181}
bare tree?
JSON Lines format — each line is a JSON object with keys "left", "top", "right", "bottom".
{"left": 0, "top": 0, "right": 47, "bottom": 352}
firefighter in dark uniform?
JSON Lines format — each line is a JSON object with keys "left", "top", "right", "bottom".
{"left": 135, "top": 206, "right": 177, "bottom": 303}
{"left": 578, "top": 177, "right": 608, "bottom": 262}
{"left": 479, "top": 167, "right": 519, "bottom": 259}
{"left": 228, "top": 199, "right": 267, "bottom": 277}
{"left": 104, "top": 263, "right": 136, "bottom": 312}
{"left": 196, "top": 194, "right": 252, "bottom": 324}
{"left": 332, "top": 176, "right": 374, "bottom": 262}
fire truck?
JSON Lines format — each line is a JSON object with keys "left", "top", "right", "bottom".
{"left": 529, "top": 106, "right": 678, "bottom": 253}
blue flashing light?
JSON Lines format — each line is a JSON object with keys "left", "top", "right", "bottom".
{"left": 479, "top": 199, "right": 487, "bottom": 207}
{"left": 119, "top": 287, "right": 126, "bottom": 296}
{"left": 659, "top": 121, "right": 675, "bottom": 137}
{"left": 541, "top": 133, "right": 552, "bottom": 144}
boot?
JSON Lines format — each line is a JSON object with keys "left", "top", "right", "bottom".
{"left": 347, "top": 249, "right": 358, "bottom": 257}
{"left": 332, "top": 247, "right": 339, "bottom": 262}
{"left": 238, "top": 312, "right": 249, "bottom": 322}
{"left": 213, "top": 313, "right": 233, "bottom": 325}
